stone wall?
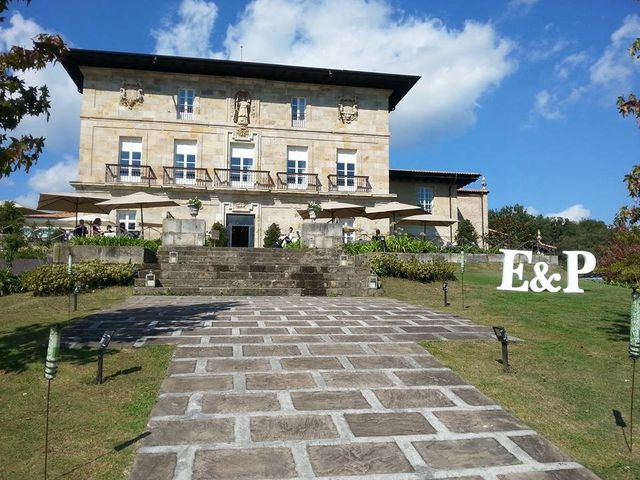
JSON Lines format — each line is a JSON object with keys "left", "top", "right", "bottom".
{"left": 300, "top": 222, "right": 344, "bottom": 249}
{"left": 162, "top": 218, "right": 206, "bottom": 246}
{"left": 364, "top": 252, "right": 559, "bottom": 265}
{"left": 52, "top": 244, "right": 155, "bottom": 264}
{"left": 457, "top": 190, "right": 489, "bottom": 248}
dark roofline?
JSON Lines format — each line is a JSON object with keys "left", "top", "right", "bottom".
{"left": 389, "top": 169, "right": 481, "bottom": 188}
{"left": 61, "top": 49, "right": 420, "bottom": 111}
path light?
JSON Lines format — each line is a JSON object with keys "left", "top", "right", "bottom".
{"left": 442, "top": 281, "right": 449, "bottom": 307}
{"left": 95, "top": 330, "right": 114, "bottom": 385}
{"left": 340, "top": 254, "right": 349, "bottom": 266}
{"left": 72, "top": 282, "right": 81, "bottom": 311}
{"left": 492, "top": 326, "right": 510, "bottom": 372}
{"left": 169, "top": 251, "right": 178, "bottom": 264}
{"left": 368, "top": 274, "right": 379, "bottom": 289}
{"left": 145, "top": 271, "right": 156, "bottom": 287}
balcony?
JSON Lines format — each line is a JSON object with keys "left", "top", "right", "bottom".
{"left": 105, "top": 164, "right": 157, "bottom": 186}
{"left": 276, "top": 172, "right": 321, "bottom": 192}
{"left": 163, "top": 167, "right": 212, "bottom": 188}
{"left": 327, "top": 174, "right": 372, "bottom": 193}
{"left": 214, "top": 168, "right": 275, "bottom": 190}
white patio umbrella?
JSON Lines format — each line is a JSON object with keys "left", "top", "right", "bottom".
{"left": 296, "top": 201, "right": 366, "bottom": 221}
{"left": 96, "top": 192, "right": 179, "bottom": 236}
{"left": 37, "top": 192, "right": 111, "bottom": 225}
{"left": 365, "top": 202, "right": 425, "bottom": 222}
{"left": 396, "top": 214, "right": 457, "bottom": 235}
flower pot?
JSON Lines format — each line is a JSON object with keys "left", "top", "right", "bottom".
{"left": 188, "top": 206, "right": 200, "bottom": 218}
{"left": 309, "top": 209, "right": 317, "bottom": 221}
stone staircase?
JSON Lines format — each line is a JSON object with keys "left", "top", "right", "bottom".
{"left": 133, "top": 247, "right": 378, "bottom": 296}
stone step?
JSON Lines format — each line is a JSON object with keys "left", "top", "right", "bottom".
{"left": 133, "top": 286, "right": 304, "bottom": 296}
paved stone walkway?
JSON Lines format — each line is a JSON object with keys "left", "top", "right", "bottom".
{"left": 71, "top": 297, "right": 599, "bottom": 480}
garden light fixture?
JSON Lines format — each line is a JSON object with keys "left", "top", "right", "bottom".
{"left": 95, "top": 330, "right": 114, "bottom": 385}
{"left": 492, "top": 325, "right": 510, "bottom": 372}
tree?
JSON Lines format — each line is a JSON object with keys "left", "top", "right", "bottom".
{"left": 455, "top": 218, "right": 478, "bottom": 246}
{"left": 487, "top": 204, "right": 537, "bottom": 249}
{"left": 0, "top": 200, "right": 25, "bottom": 267}
{"left": 263, "top": 223, "right": 281, "bottom": 248}
{"left": 0, "top": 0, "right": 67, "bottom": 178}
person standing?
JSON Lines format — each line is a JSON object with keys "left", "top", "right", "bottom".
{"left": 73, "top": 220, "right": 88, "bottom": 238}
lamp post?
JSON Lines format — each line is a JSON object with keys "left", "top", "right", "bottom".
{"left": 442, "top": 281, "right": 449, "bottom": 307}
{"left": 95, "top": 331, "right": 114, "bottom": 385}
{"left": 492, "top": 326, "right": 509, "bottom": 372}
{"left": 629, "top": 288, "right": 640, "bottom": 452}
{"left": 44, "top": 325, "right": 61, "bottom": 480}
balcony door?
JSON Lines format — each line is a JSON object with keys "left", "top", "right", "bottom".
{"left": 174, "top": 141, "right": 197, "bottom": 185}
{"left": 230, "top": 144, "right": 254, "bottom": 187}
{"left": 119, "top": 138, "right": 142, "bottom": 183}
{"left": 336, "top": 149, "right": 356, "bottom": 192}
{"left": 286, "top": 147, "right": 308, "bottom": 190}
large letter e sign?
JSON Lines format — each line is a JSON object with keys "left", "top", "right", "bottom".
{"left": 497, "top": 249, "right": 596, "bottom": 293}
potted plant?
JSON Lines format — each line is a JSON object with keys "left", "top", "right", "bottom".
{"left": 187, "top": 197, "right": 202, "bottom": 217}
{"left": 307, "top": 201, "right": 322, "bottom": 220}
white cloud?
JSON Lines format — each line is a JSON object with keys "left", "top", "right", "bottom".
{"left": 14, "top": 192, "right": 38, "bottom": 208}
{"left": 531, "top": 89, "right": 563, "bottom": 121}
{"left": 211, "top": 0, "right": 515, "bottom": 144}
{"left": 152, "top": 0, "right": 218, "bottom": 57}
{"left": 26, "top": 155, "right": 78, "bottom": 193}
{"left": 507, "top": 0, "right": 540, "bottom": 16}
{"left": 546, "top": 204, "right": 591, "bottom": 221}
{"left": 528, "top": 37, "right": 571, "bottom": 63}
{"left": 553, "top": 51, "right": 588, "bottom": 79}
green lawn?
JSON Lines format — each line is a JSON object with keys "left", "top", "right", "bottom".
{"left": 382, "top": 264, "right": 639, "bottom": 480}
{"left": 0, "top": 288, "right": 173, "bottom": 480}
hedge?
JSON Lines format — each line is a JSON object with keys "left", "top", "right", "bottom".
{"left": 369, "top": 254, "right": 456, "bottom": 283}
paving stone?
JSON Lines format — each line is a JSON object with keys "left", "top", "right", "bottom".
{"left": 144, "top": 418, "right": 234, "bottom": 445}
{"left": 510, "top": 435, "right": 572, "bottom": 463}
{"left": 445, "top": 477, "right": 485, "bottom": 480}
{"left": 202, "top": 393, "right": 280, "bottom": 413}
{"left": 240, "top": 327, "right": 289, "bottom": 335}
{"left": 208, "top": 335, "right": 264, "bottom": 344}
{"left": 168, "top": 360, "right": 197, "bottom": 374}
{"left": 246, "top": 372, "right": 317, "bottom": 390}
{"left": 280, "top": 357, "right": 343, "bottom": 370}
{"left": 205, "top": 358, "right": 271, "bottom": 372}
{"left": 193, "top": 447, "right": 297, "bottom": 479}
{"left": 151, "top": 396, "right": 190, "bottom": 416}
{"left": 174, "top": 346, "right": 233, "bottom": 358}
{"left": 347, "top": 355, "right": 415, "bottom": 369}
{"left": 243, "top": 345, "right": 301, "bottom": 356}
{"left": 395, "top": 369, "right": 466, "bottom": 386}
{"left": 411, "top": 355, "right": 444, "bottom": 368}
{"left": 264, "top": 320, "right": 312, "bottom": 326}
{"left": 370, "top": 343, "right": 426, "bottom": 354}
{"left": 191, "top": 327, "right": 232, "bottom": 335}
{"left": 308, "top": 343, "right": 366, "bottom": 355}
{"left": 413, "top": 438, "right": 521, "bottom": 469}
{"left": 388, "top": 333, "right": 443, "bottom": 341}
{"left": 209, "top": 321, "right": 259, "bottom": 327}
{"left": 451, "top": 387, "right": 496, "bottom": 406}
{"left": 144, "top": 336, "right": 201, "bottom": 345}
{"left": 291, "top": 391, "right": 371, "bottom": 410}
{"left": 322, "top": 371, "right": 394, "bottom": 388}
{"left": 329, "top": 334, "right": 384, "bottom": 343}
{"left": 270, "top": 335, "right": 326, "bottom": 343}
{"left": 251, "top": 414, "right": 338, "bottom": 441}
{"left": 129, "top": 452, "right": 176, "bottom": 480}
{"left": 345, "top": 412, "right": 436, "bottom": 436}
{"left": 435, "top": 410, "right": 528, "bottom": 433}
{"left": 294, "top": 326, "right": 345, "bottom": 334}
{"left": 497, "top": 470, "right": 601, "bottom": 480}
{"left": 400, "top": 326, "right": 451, "bottom": 333}
{"left": 308, "top": 442, "right": 414, "bottom": 476}
{"left": 373, "top": 388, "right": 455, "bottom": 408}
{"left": 160, "top": 375, "right": 233, "bottom": 393}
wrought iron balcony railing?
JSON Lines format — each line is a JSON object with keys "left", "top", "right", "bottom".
{"left": 276, "top": 172, "right": 321, "bottom": 192}
{"left": 163, "top": 167, "right": 212, "bottom": 188}
{"left": 214, "top": 168, "right": 275, "bottom": 189}
{"left": 105, "top": 164, "right": 157, "bottom": 186}
{"left": 327, "top": 174, "right": 372, "bottom": 193}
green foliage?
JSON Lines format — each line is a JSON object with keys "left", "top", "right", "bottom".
{"left": 0, "top": 2, "right": 68, "bottom": 177}
{"left": 206, "top": 221, "right": 228, "bottom": 247}
{"left": 0, "top": 268, "right": 20, "bottom": 296}
{"left": 14, "top": 244, "right": 48, "bottom": 259}
{"left": 263, "top": 222, "right": 281, "bottom": 248}
{"left": 599, "top": 227, "right": 640, "bottom": 287}
{"left": 343, "top": 235, "right": 438, "bottom": 255}
{"left": 69, "top": 235, "right": 161, "bottom": 252}
{"left": 455, "top": 218, "right": 479, "bottom": 246}
{"left": 284, "top": 238, "right": 302, "bottom": 249}
{"left": 21, "top": 261, "right": 136, "bottom": 296}
{"left": 187, "top": 197, "right": 202, "bottom": 209}
{"left": 369, "top": 254, "right": 456, "bottom": 283}
{"left": 0, "top": 200, "right": 26, "bottom": 266}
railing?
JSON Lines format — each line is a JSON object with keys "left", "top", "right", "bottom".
{"left": 105, "top": 164, "right": 157, "bottom": 186}
{"left": 163, "top": 167, "right": 212, "bottom": 188}
{"left": 276, "top": 172, "right": 321, "bottom": 192}
{"left": 327, "top": 174, "right": 372, "bottom": 193}
{"left": 214, "top": 168, "right": 275, "bottom": 189}
{"left": 177, "top": 109, "right": 194, "bottom": 120}
{"left": 292, "top": 118, "right": 305, "bottom": 128}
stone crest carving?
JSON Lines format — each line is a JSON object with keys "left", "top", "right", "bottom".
{"left": 119, "top": 81, "right": 144, "bottom": 109}
{"left": 234, "top": 91, "right": 252, "bottom": 137}
{"left": 338, "top": 97, "right": 358, "bottom": 123}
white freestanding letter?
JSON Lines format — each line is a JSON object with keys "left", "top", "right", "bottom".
{"left": 563, "top": 251, "right": 596, "bottom": 293}
{"left": 497, "top": 249, "right": 532, "bottom": 292}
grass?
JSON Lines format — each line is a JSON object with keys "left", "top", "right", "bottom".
{"left": 382, "top": 263, "right": 639, "bottom": 480}
{"left": 0, "top": 288, "right": 173, "bottom": 480}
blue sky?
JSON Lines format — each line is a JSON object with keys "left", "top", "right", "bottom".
{"left": 0, "top": 0, "right": 639, "bottom": 223}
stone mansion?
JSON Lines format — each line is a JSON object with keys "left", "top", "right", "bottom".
{"left": 61, "top": 49, "right": 488, "bottom": 247}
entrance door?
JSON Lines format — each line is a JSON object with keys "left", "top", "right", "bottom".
{"left": 227, "top": 214, "right": 255, "bottom": 247}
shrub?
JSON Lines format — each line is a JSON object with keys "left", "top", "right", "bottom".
{"left": 15, "top": 244, "right": 48, "bottom": 260}
{"left": 599, "top": 227, "right": 640, "bottom": 287}
{"left": 0, "top": 268, "right": 21, "bottom": 296}
{"left": 263, "top": 223, "right": 281, "bottom": 248}
{"left": 21, "top": 261, "right": 136, "bottom": 296}
{"left": 69, "top": 235, "right": 161, "bottom": 253}
{"left": 368, "top": 254, "right": 455, "bottom": 283}
{"left": 456, "top": 218, "right": 479, "bottom": 247}
{"left": 209, "top": 222, "right": 228, "bottom": 247}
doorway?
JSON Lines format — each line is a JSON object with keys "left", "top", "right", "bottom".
{"left": 227, "top": 214, "right": 255, "bottom": 247}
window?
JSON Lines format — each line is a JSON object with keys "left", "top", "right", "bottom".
{"left": 417, "top": 187, "right": 434, "bottom": 213}
{"left": 119, "top": 138, "right": 142, "bottom": 183}
{"left": 336, "top": 149, "right": 356, "bottom": 191}
{"left": 230, "top": 144, "right": 255, "bottom": 187}
{"left": 291, "top": 97, "right": 306, "bottom": 127}
{"left": 342, "top": 218, "right": 356, "bottom": 243}
{"left": 174, "top": 141, "right": 197, "bottom": 185}
{"left": 116, "top": 210, "right": 137, "bottom": 232}
{"left": 286, "top": 147, "right": 308, "bottom": 189}
{"left": 178, "top": 89, "right": 195, "bottom": 120}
